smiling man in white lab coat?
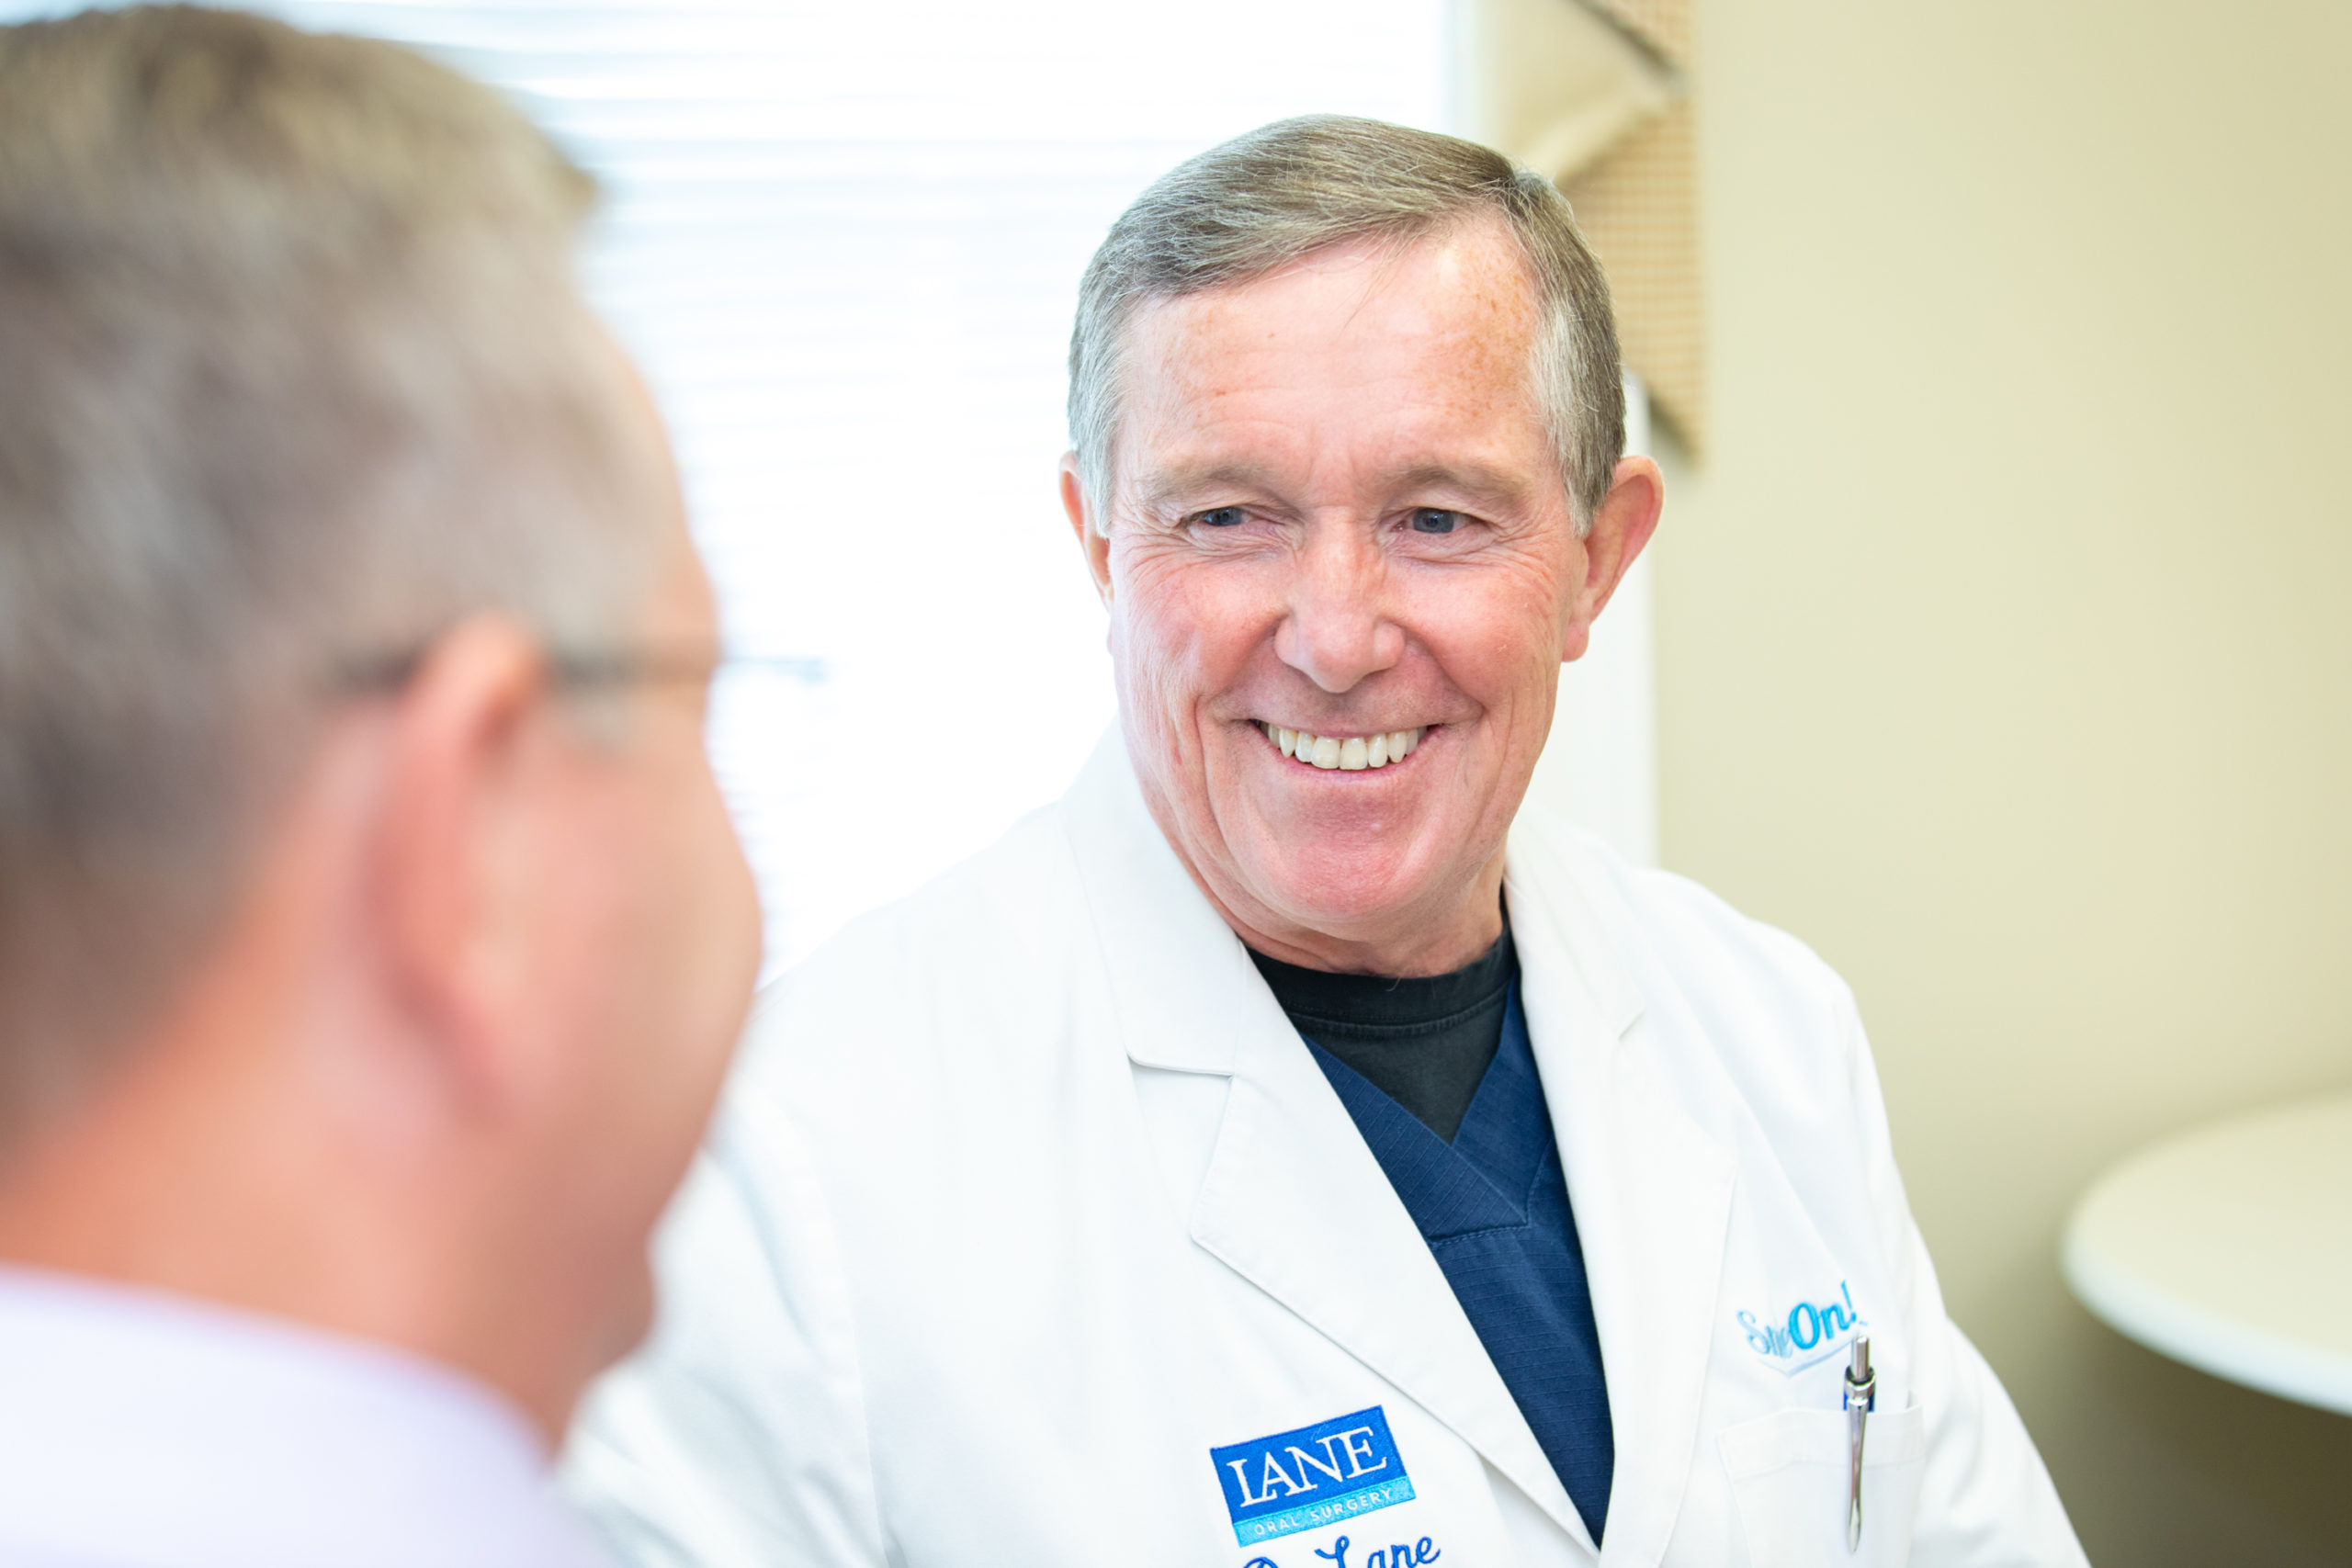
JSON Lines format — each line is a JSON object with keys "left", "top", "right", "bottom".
{"left": 567, "top": 116, "right": 2088, "bottom": 1568}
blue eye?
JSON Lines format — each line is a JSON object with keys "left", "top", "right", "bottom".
{"left": 1194, "top": 507, "right": 1247, "bottom": 528}
{"left": 1409, "top": 508, "right": 1461, "bottom": 534}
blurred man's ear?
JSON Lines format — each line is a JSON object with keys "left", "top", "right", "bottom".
{"left": 374, "top": 613, "right": 555, "bottom": 1107}
{"left": 1060, "top": 454, "right": 1114, "bottom": 607}
{"left": 1561, "top": 455, "right": 1664, "bottom": 664}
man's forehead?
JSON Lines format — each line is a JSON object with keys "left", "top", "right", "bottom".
{"left": 1128, "top": 225, "right": 1540, "bottom": 413}
{"left": 1115, "top": 217, "right": 1555, "bottom": 504}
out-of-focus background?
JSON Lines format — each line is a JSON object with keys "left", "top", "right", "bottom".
{"left": 9, "top": 1, "right": 2347, "bottom": 1560}
{"left": 1651, "top": 5, "right": 2352, "bottom": 1562}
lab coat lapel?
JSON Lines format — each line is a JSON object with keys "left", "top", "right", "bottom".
{"left": 1057, "top": 732, "right": 1596, "bottom": 1551}
{"left": 1189, "top": 1003, "right": 1597, "bottom": 1551}
{"left": 1506, "top": 826, "right": 1735, "bottom": 1568}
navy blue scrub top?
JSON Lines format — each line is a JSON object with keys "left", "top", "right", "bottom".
{"left": 1301, "top": 980, "right": 1614, "bottom": 1543}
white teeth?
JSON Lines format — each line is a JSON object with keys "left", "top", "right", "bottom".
{"left": 1261, "top": 723, "right": 1428, "bottom": 770}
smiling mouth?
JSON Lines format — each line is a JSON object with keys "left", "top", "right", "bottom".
{"left": 1257, "top": 721, "right": 1427, "bottom": 772}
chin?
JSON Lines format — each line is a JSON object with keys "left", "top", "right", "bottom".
{"left": 1252, "top": 837, "right": 1452, "bottom": 935}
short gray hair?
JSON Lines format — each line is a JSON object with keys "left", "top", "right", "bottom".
{"left": 0, "top": 6, "right": 666, "bottom": 1127}
{"left": 1068, "top": 114, "right": 1624, "bottom": 533}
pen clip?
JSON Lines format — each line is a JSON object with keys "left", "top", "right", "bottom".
{"left": 1842, "top": 1336, "right": 1875, "bottom": 1552}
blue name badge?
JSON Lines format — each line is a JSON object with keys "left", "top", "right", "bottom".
{"left": 1210, "top": 1405, "right": 1416, "bottom": 1547}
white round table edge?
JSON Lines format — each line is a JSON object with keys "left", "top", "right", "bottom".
{"left": 2064, "top": 1162, "right": 2352, "bottom": 1419}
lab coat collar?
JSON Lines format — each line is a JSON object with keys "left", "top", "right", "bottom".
{"left": 1057, "top": 729, "right": 1254, "bottom": 1076}
{"left": 1059, "top": 732, "right": 1734, "bottom": 1563}
{"left": 1506, "top": 819, "right": 1736, "bottom": 1568}
{"left": 1059, "top": 733, "right": 1594, "bottom": 1548}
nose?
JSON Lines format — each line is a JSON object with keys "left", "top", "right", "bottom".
{"left": 1273, "top": 526, "right": 1405, "bottom": 694}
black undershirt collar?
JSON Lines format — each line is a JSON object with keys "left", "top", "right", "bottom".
{"left": 1248, "top": 918, "right": 1517, "bottom": 1143}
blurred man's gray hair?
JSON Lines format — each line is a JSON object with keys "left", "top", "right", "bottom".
{"left": 0, "top": 6, "right": 668, "bottom": 1132}
{"left": 1067, "top": 114, "right": 1624, "bottom": 534}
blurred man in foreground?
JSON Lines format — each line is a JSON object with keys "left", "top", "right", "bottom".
{"left": 0, "top": 8, "right": 761, "bottom": 1564}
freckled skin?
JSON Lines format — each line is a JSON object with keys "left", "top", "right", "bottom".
{"left": 1062, "top": 215, "right": 1662, "bottom": 977}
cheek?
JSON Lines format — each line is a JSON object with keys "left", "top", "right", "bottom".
{"left": 1111, "top": 545, "right": 1273, "bottom": 703}
{"left": 1411, "top": 560, "right": 1576, "bottom": 712}
{"left": 644, "top": 759, "right": 760, "bottom": 1081}
{"left": 512, "top": 804, "right": 634, "bottom": 1027}
{"left": 568, "top": 757, "right": 757, "bottom": 1149}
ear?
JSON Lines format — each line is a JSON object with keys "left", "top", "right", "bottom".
{"left": 373, "top": 613, "right": 551, "bottom": 1108}
{"left": 1561, "top": 455, "right": 1664, "bottom": 663}
{"left": 1060, "top": 453, "right": 1114, "bottom": 606}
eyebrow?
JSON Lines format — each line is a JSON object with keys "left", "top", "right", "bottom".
{"left": 1133, "top": 461, "right": 1283, "bottom": 513}
{"left": 1386, "top": 460, "right": 1540, "bottom": 512}
{"left": 1135, "top": 457, "right": 1539, "bottom": 515}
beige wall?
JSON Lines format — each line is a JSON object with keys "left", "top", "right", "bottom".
{"left": 1648, "top": 3, "right": 2352, "bottom": 1561}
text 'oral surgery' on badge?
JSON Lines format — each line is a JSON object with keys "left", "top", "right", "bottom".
{"left": 1209, "top": 1405, "right": 1417, "bottom": 1548}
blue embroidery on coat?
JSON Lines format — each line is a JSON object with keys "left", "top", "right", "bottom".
{"left": 1210, "top": 1406, "right": 1416, "bottom": 1547}
{"left": 1736, "top": 1279, "right": 1866, "bottom": 1373}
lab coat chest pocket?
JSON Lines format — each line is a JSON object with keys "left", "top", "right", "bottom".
{"left": 1714, "top": 1398, "right": 1924, "bottom": 1568}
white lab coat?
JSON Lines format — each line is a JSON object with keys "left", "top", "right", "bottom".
{"left": 565, "top": 733, "right": 2087, "bottom": 1568}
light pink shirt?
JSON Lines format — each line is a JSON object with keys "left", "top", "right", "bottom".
{"left": 0, "top": 1267, "right": 612, "bottom": 1568}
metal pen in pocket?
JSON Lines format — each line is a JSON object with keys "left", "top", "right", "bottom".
{"left": 1843, "top": 1335, "right": 1875, "bottom": 1551}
